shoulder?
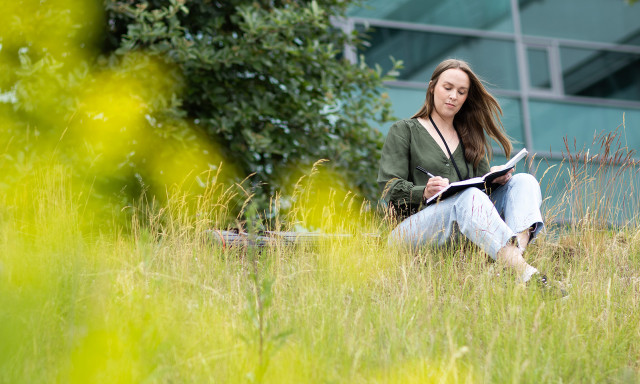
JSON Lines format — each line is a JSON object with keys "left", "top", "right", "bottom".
{"left": 388, "top": 118, "right": 419, "bottom": 136}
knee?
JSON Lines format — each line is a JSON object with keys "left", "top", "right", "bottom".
{"left": 455, "top": 187, "right": 493, "bottom": 210}
{"left": 508, "top": 173, "right": 542, "bottom": 202}
{"left": 510, "top": 173, "right": 539, "bottom": 190}
{"left": 459, "top": 186, "right": 491, "bottom": 201}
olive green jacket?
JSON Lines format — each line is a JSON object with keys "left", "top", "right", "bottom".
{"left": 377, "top": 118, "right": 490, "bottom": 219}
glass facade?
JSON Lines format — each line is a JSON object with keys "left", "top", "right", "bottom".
{"left": 359, "top": 26, "right": 520, "bottom": 89}
{"left": 560, "top": 48, "right": 640, "bottom": 100}
{"left": 519, "top": 0, "right": 640, "bottom": 45}
{"left": 351, "top": 0, "right": 514, "bottom": 32}
{"left": 347, "top": 0, "right": 640, "bottom": 223}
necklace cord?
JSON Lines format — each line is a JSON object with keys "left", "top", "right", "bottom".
{"left": 428, "top": 115, "right": 469, "bottom": 180}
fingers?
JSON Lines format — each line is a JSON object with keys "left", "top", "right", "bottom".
{"left": 424, "top": 176, "right": 449, "bottom": 199}
{"left": 505, "top": 169, "right": 514, "bottom": 182}
{"left": 428, "top": 176, "right": 449, "bottom": 189}
{"left": 495, "top": 169, "right": 514, "bottom": 185}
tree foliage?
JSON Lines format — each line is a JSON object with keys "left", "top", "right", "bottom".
{"left": 1, "top": 0, "right": 398, "bottom": 224}
{"left": 104, "top": 0, "right": 400, "bottom": 202}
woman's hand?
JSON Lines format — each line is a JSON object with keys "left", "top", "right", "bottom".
{"left": 490, "top": 166, "right": 514, "bottom": 185}
{"left": 423, "top": 176, "right": 450, "bottom": 200}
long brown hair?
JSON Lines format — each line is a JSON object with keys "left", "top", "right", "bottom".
{"left": 412, "top": 59, "right": 512, "bottom": 167}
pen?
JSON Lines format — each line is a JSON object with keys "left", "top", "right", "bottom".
{"left": 416, "top": 166, "right": 435, "bottom": 178}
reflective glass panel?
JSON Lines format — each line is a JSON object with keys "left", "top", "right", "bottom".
{"left": 358, "top": 26, "right": 520, "bottom": 90}
{"left": 519, "top": 0, "right": 640, "bottom": 46}
{"left": 381, "top": 87, "right": 426, "bottom": 134}
{"left": 349, "top": 0, "right": 513, "bottom": 33}
{"left": 529, "top": 100, "right": 640, "bottom": 153}
{"left": 497, "top": 96, "right": 524, "bottom": 147}
{"left": 560, "top": 48, "right": 640, "bottom": 101}
{"left": 527, "top": 47, "right": 551, "bottom": 89}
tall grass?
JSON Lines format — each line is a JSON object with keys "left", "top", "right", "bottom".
{"left": 1, "top": 133, "right": 639, "bottom": 383}
{"left": 537, "top": 119, "right": 640, "bottom": 228}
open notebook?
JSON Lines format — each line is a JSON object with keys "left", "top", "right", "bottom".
{"left": 423, "top": 148, "right": 528, "bottom": 206}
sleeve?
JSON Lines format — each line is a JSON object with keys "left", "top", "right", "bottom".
{"left": 377, "top": 121, "right": 425, "bottom": 213}
{"left": 476, "top": 156, "right": 491, "bottom": 176}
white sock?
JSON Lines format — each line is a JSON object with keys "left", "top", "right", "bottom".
{"left": 521, "top": 265, "right": 539, "bottom": 283}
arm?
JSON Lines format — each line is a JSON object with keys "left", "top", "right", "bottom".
{"left": 377, "top": 121, "right": 451, "bottom": 214}
{"left": 377, "top": 122, "right": 425, "bottom": 212}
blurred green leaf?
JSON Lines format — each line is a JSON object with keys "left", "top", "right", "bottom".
{"left": 104, "top": 0, "right": 401, "bottom": 203}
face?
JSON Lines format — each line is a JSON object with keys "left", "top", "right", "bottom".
{"left": 431, "top": 68, "right": 470, "bottom": 120}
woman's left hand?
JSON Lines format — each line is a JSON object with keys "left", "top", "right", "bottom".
{"left": 490, "top": 166, "right": 514, "bottom": 185}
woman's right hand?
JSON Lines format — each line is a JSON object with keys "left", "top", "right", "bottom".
{"left": 423, "top": 176, "right": 450, "bottom": 200}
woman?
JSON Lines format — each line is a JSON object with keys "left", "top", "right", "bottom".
{"left": 378, "top": 59, "right": 546, "bottom": 285}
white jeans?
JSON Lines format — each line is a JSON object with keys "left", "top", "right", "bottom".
{"left": 389, "top": 173, "right": 544, "bottom": 259}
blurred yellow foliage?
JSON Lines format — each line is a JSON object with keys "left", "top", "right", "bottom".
{"left": 286, "top": 161, "right": 369, "bottom": 233}
{"left": 373, "top": 356, "right": 475, "bottom": 384}
{"left": 1, "top": 0, "right": 237, "bottom": 206}
{"left": 68, "top": 330, "right": 141, "bottom": 384}
{"left": 0, "top": 0, "right": 103, "bottom": 61}
{"left": 74, "top": 59, "right": 149, "bottom": 169}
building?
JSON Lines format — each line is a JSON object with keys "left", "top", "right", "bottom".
{"left": 347, "top": 0, "right": 640, "bottom": 223}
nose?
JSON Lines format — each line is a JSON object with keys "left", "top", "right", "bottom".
{"left": 449, "top": 90, "right": 457, "bottom": 100}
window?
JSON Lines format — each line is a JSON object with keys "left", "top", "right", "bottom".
{"left": 357, "top": 26, "right": 519, "bottom": 90}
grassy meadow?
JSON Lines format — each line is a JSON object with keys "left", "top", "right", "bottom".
{"left": 2, "top": 1, "right": 638, "bottom": 382}
{"left": 1, "top": 141, "right": 640, "bottom": 384}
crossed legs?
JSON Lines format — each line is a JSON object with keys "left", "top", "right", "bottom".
{"left": 390, "top": 173, "right": 544, "bottom": 281}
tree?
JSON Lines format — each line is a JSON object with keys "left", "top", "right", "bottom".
{"left": 103, "top": 0, "right": 400, "bottom": 204}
